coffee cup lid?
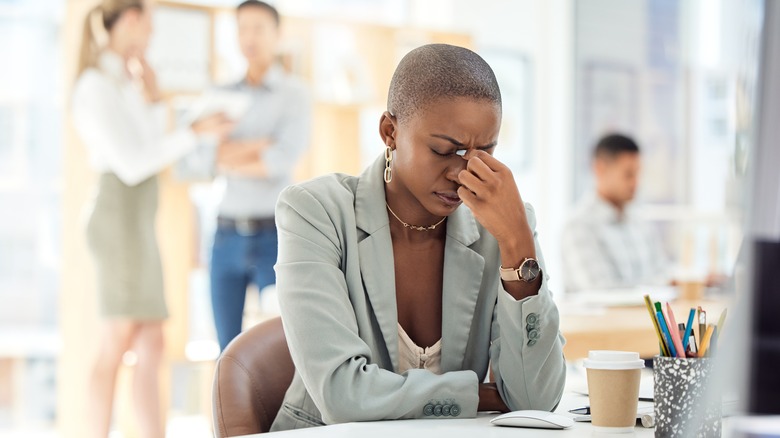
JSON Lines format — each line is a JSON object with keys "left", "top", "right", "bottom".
{"left": 583, "top": 351, "right": 645, "bottom": 370}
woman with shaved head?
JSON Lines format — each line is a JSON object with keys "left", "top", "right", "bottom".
{"left": 270, "top": 44, "right": 565, "bottom": 431}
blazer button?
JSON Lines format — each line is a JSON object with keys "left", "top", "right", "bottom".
{"left": 526, "top": 323, "right": 539, "bottom": 332}
{"left": 526, "top": 313, "right": 539, "bottom": 325}
{"left": 527, "top": 339, "right": 537, "bottom": 346}
{"left": 450, "top": 404, "right": 461, "bottom": 417}
{"left": 433, "top": 405, "right": 443, "bottom": 416}
{"left": 528, "top": 329, "right": 540, "bottom": 340}
{"left": 423, "top": 403, "right": 434, "bottom": 416}
{"left": 442, "top": 405, "right": 451, "bottom": 416}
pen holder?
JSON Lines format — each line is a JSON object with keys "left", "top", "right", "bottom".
{"left": 653, "top": 356, "right": 721, "bottom": 438}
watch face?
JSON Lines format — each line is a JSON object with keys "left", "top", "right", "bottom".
{"left": 520, "top": 259, "right": 540, "bottom": 281}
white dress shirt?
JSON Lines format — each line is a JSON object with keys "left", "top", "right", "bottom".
{"left": 72, "top": 51, "right": 197, "bottom": 186}
{"left": 561, "top": 192, "right": 672, "bottom": 292}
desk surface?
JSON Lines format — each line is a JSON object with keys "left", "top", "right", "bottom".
{"left": 239, "top": 391, "right": 655, "bottom": 437}
{"left": 240, "top": 365, "right": 657, "bottom": 438}
{"left": 559, "top": 297, "right": 730, "bottom": 360}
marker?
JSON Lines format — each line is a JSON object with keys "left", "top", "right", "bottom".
{"left": 687, "top": 330, "right": 698, "bottom": 356}
{"left": 682, "top": 308, "right": 696, "bottom": 350}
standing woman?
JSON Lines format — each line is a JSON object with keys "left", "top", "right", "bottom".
{"left": 71, "top": 1, "right": 229, "bottom": 437}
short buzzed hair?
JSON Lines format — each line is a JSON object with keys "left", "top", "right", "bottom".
{"left": 387, "top": 44, "right": 502, "bottom": 122}
{"left": 593, "top": 133, "right": 640, "bottom": 159}
{"left": 237, "top": 0, "right": 280, "bottom": 26}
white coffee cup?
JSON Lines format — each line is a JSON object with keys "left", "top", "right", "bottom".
{"left": 583, "top": 351, "right": 645, "bottom": 433}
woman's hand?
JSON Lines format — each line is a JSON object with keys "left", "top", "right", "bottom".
{"left": 191, "top": 113, "right": 235, "bottom": 140}
{"left": 127, "top": 55, "right": 161, "bottom": 103}
{"left": 457, "top": 149, "right": 541, "bottom": 299}
{"left": 478, "top": 383, "right": 510, "bottom": 413}
{"left": 456, "top": 150, "right": 534, "bottom": 254}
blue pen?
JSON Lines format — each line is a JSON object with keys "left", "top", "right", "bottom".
{"left": 682, "top": 308, "right": 696, "bottom": 351}
{"left": 656, "top": 311, "right": 677, "bottom": 357}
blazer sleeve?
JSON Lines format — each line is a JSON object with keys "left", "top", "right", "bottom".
{"left": 489, "top": 203, "right": 567, "bottom": 411}
{"left": 275, "top": 185, "right": 479, "bottom": 425}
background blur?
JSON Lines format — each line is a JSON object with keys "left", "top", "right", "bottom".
{"left": 0, "top": 0, "right": 763, "bottom": 436}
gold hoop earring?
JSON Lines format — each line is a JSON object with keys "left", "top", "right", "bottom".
{"left": 384, "top": 146, "right": 393, "bottom": 183}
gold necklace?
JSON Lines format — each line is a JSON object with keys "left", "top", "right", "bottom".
{"left": 386, "top": 203, "right": 447, "bottom": 231}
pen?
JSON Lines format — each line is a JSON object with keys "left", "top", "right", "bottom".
{"left": 569, "top": 407, "right": 590, "bottom": 415}
{"left": 656, "top": 305, "right": 677, "bottom": 358}
{"left": 682, "top": 308, "right": 696, "bottom": 350}
{"left": 665, "top": 303, "right": 686, "bottom": 358}
{"left": 644, "top": 295, "right": 670, "bottom": 357}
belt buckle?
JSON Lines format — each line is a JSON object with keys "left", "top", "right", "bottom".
{"left": 235, "top": 218, "right": 255, "bottom": 236}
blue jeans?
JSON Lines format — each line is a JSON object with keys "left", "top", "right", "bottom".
{"left": 210, "top": 223, "right": 278, "bottom": 351}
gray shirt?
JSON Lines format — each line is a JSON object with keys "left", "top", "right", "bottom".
{"left": 561, "top": 192, "right": 672, "bottom": 292}
{"left": 181, "top": 64, "right": 311, "bottom": 219}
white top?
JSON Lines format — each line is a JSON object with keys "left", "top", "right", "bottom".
{"left": 561, "top": 192, "right": 671, "bottom": 293}
{"left": 396, "top": 324, "right": 442, "bottom": 375}
{"left": 72, "top": 51, "right": 197, "bottom": 186}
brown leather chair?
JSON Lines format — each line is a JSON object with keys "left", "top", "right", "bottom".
{"left": 212, "top": 317, "right": 295, "bottom": 437}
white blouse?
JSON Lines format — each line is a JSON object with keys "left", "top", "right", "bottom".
{"left": 72, "top": 51, "right": 197, "bottom": 186}
{"left": 397, "top": 323, "right": 443, "bottom": 375}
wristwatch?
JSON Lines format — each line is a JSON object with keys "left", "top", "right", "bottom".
{"left": 500, "top": 258, "right": 541, "bottom": 282}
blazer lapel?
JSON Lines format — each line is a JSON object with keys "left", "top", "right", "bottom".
{"left": 353, "top": 155, "right": 486, "bottom": 373}
{"left": 355, "top": 156, "right": 399, "bottom": 371}
{"left": 441, "top": 205, "right": 485, "bottom": 372}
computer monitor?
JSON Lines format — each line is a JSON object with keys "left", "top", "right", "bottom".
{"left": 746, "top": 0, "right": 780, "bottom": 415}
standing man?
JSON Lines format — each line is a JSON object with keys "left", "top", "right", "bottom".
{"left": 211, "top": 0, "right": 311, "bottom": 351}
{"left": 561, "top": 134, "right": 670, "bottom": 293}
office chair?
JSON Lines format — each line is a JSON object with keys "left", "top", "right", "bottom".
{"left": 212, "top": 317, "right": 295, "bottom": 437}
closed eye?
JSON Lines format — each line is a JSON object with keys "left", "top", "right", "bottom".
{"left": 431, "top": 145, "right": 496, "bottom": 157}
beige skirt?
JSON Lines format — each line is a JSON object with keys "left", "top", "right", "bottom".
{"left": 85, "top": 173, "right": 167, "bottom": 320}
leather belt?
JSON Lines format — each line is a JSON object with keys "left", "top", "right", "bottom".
{"left": 217, "top": 216, "right": 276, "bottom": 234}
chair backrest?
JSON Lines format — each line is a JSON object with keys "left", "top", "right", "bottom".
{"left": 212, "top": 317, "right": 294, "bottom": 437}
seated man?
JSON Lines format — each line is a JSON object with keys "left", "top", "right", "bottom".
{"left": 561, "top": 134, "right": 671, "bottom": 292}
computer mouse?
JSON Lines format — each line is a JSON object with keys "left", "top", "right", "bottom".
{"left": 490, "top": 410, "right": 575, "bottom": 429}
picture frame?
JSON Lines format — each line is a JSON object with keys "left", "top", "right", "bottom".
{"left": 147, "top": 4, "right": 214, "bottom": 94}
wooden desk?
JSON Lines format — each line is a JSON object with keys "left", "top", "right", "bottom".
{"left": 559, "top": 298, "right": 730, "bottom": 360}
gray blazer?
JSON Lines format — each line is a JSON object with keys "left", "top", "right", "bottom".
{"left": 270, "top": 156, "right": 566, "bottom": 431}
